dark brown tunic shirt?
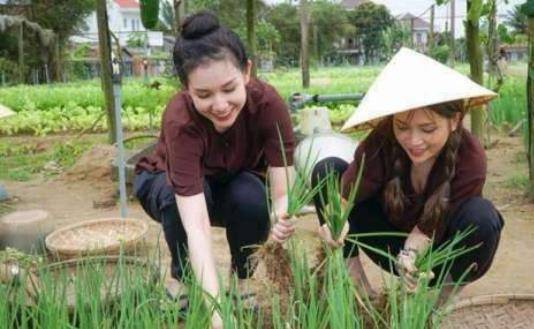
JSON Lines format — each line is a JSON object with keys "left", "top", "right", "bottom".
{"left": 342, "top": 122, "right": 486, "bottom": 239}
{"left": 135, "top": 79, "right": 295, "bottom": 196}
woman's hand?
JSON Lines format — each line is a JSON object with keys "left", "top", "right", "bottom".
{"left": 270, "top": 213, "right": 295, "bottom": 243}
{"left": 396, "top": 249, "right": 434, "bottom": 292}
{"left": 319, "top": 221, "right": 349, "bottom": 248}
{"left": 396, "top": 249, "right": 419, "bottom": 291}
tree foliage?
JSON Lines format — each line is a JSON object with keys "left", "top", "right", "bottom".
{"left": 266, "top": 3, "right": 300, "bottom": 65}
{"left": 160, "top": 0, "right": 175, "bottom": 31}
{"left": 2, "top": 0, "right": 95, "bottom": 81}
{"left": 26, "top": 0, "right": 95, "bottom": 46}
{"left": 309, "top": 1, "right": 353, "bottom": 62}
{"left": 347, "top": 2, "right": 395, "bottom": 64}
{"left": 140, "top": 0, "right": 160, "bottom": 30}
{"left": 506, "top": 4, "right": 528, "bottom": 34}
{"left": 267, "top": 1, "right": 354, "bottom": 65}
{"left": 381, "top": 22, "right": 410, "bottom": 58}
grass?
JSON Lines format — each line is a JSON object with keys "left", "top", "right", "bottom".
{"left": 504, "top": 172, "right": 529, "bottom": 190}
{"left": 489, "top": 75, "right": 527, "bottom": 127}
{"left": 0, "top": 137, "right": 101, "bottom": 181}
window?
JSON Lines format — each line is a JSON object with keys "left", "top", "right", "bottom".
{"left": 123, "top": 18, "right": 127, "bottom": 29}
{"left": 131, "top": 19, "right": 136, "bottom": 31}
{"left": 416, "top": 33, "right": 422, "bottom": 44}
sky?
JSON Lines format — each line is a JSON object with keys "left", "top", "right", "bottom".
{"left": 264, "top": 0, "right": 526, "bottom": 37}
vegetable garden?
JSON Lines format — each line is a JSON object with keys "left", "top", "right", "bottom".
{"left": 0, "top": 64, "right": 532, "bottom": 329}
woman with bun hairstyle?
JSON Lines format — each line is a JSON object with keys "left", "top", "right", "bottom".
{"left": 312, "top": 48, "right": 504, "bottom": 303}
{"left": 134, "top": 11, "right": 296, "bottom": 326}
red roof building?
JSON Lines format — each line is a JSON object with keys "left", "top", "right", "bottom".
{"left": 114, "top": 0, "right": 139, "bottom": 9}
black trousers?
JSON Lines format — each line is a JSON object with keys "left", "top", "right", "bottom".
{"left": 134, "top": 170, "right": 270, "bottom": 280}
{"left": 312, "top": 157, "right": 504, "bottom": 284}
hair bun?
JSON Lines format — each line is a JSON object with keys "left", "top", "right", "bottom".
{"left": 181, "top": 11, "right": 220, "bottom": 40}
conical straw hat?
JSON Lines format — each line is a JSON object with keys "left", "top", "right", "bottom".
{"left": 0, "top": 104, "right": 14, "bottom": 119}
{"left": 341, "top": 48, "right": 497, "bottom": 131}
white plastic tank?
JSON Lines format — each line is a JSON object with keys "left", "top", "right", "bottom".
{"left": 294, "top": 132, "right": 359, "bottom": 184}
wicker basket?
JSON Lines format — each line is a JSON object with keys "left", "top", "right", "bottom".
{"left": 45, "top": 218, "right": 148, "bottom": 259}
{"left": 441, "top": 294, "right": 534, "bottom": 329}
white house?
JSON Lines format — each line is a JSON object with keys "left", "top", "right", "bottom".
{"left": 74, "top": 0, "right": 163, "bottom": 48}
{"left": 398, "top": 13, "right": 431, "bottom": 53}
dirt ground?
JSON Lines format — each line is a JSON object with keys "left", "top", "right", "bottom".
{"left": 2, "top": 131, "right": 534, "bottom": 300}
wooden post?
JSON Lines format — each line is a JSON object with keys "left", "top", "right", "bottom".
{"left": 18, "top": 21, "right": 24, "bottom": 83}
{"left": 246, "top": 0, "right": 257, "bottom": 78}
{"left": 52, "top": 38, "right": 61, "bottom": 82}
{"left": 466, "top": 0, "right": 484, "bottom": 140}
{"left": 487, "top": 0, "right": 500, "bottom": 86}
{"left": 300, "top": 0, "right": 310, "bottom": 89}
{"left": 96, "top": 0, "right": 118, "bottom": 144}
{"left": 484, "top": 0, "right": 498, "bottom": 146}
{"left": 429, "top": 5, "right": 435, "bottom": 52}
{"left": 527, "top": 12, "right": 534, "bottom": 196}
{"left": 410, "top": 17, "right": 415, "bottom": 48}
{"left": 450, "top": 0, "right": 455, "bottom": 67}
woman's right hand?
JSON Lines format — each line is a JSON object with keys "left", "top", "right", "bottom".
{"left": 270, "top": 213, "right": 295, "bottom": 243}
{"left": 319, "top": 222, "right": 349, "bottom": 248}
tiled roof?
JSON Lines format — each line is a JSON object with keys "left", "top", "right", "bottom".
{"left": 115, "top": 0, "right": 139, "bottom": 9}
{"left": 398, "top": 13, "right": 430, "bottom": 30}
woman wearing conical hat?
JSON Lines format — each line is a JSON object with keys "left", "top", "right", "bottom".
{"left": 312, "top": 48, "right": 504, "bottom": 302}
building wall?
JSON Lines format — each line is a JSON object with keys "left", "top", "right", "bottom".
{"left": 80, "top": 1, "right": 146, "bottom": 45}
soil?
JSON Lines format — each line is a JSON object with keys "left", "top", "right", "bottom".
{"left": 1, "top": 131, "right": 534, "bottom": 301}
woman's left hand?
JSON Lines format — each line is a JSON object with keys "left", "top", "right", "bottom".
{"left": 396, "top": 249, "right": 419, "bottom": 291}
{"left": 396, "top": 249, "right": 434, "bottom": 292}
{"left": 270, "top": 213, "right": 295, "bottom": 243}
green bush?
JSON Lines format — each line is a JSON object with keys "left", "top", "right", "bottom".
{"left": 429, "top": 45, "right": 451, "bottom": 64}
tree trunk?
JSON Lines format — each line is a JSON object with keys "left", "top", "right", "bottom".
{"left": 299, "top": 0, "right": 310, "bottom": 89}
{"left": 246, "top": 0, "right": 257, "bottom": 78}
{"left": 410, "top": 17, "right": 414, "bottom": 48}
{"left": 466, "top": 0, "right": 485, "bottom": 140}
{"left": 487, "top": 0, "right": 498, "bottom": 79}
{"left": 49, "top": 39, "right": 62, "bottom": 82}
{"left": 18, "top": 22, "right": 24, "bottom": 83}
{"left": 484, "top": 0, "right": 498, "bottom": 146}
{"left": 173, "top": 0, "right": 184, "bottom": 33}
{"left": 528, "top": 16, "right": 534, "bottom": 196}
{"left": 428, "top": 5, "right": 435, "bottom": 53}
{"left": 96, "top": 0, "right": 117, "bottom": 144}
{"left": 450, "top": 0, "right": 455, "bottom": 67}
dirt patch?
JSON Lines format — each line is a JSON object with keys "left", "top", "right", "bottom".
{"left": 61, "top": 144, "right": 115, "bottom": 183}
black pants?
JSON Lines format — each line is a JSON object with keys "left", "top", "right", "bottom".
{"left": 134, "top": 170, "right": 270, "bottom": 280}
{"left": 312, "top": 157, "right": 504, "bottom": 284}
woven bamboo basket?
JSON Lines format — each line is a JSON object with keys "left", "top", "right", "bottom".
{"left": 441, "top": 293, "right": 534, "bottom": 329}
{"left": 45, "top": 218, "right": 148, "bottom": 259}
